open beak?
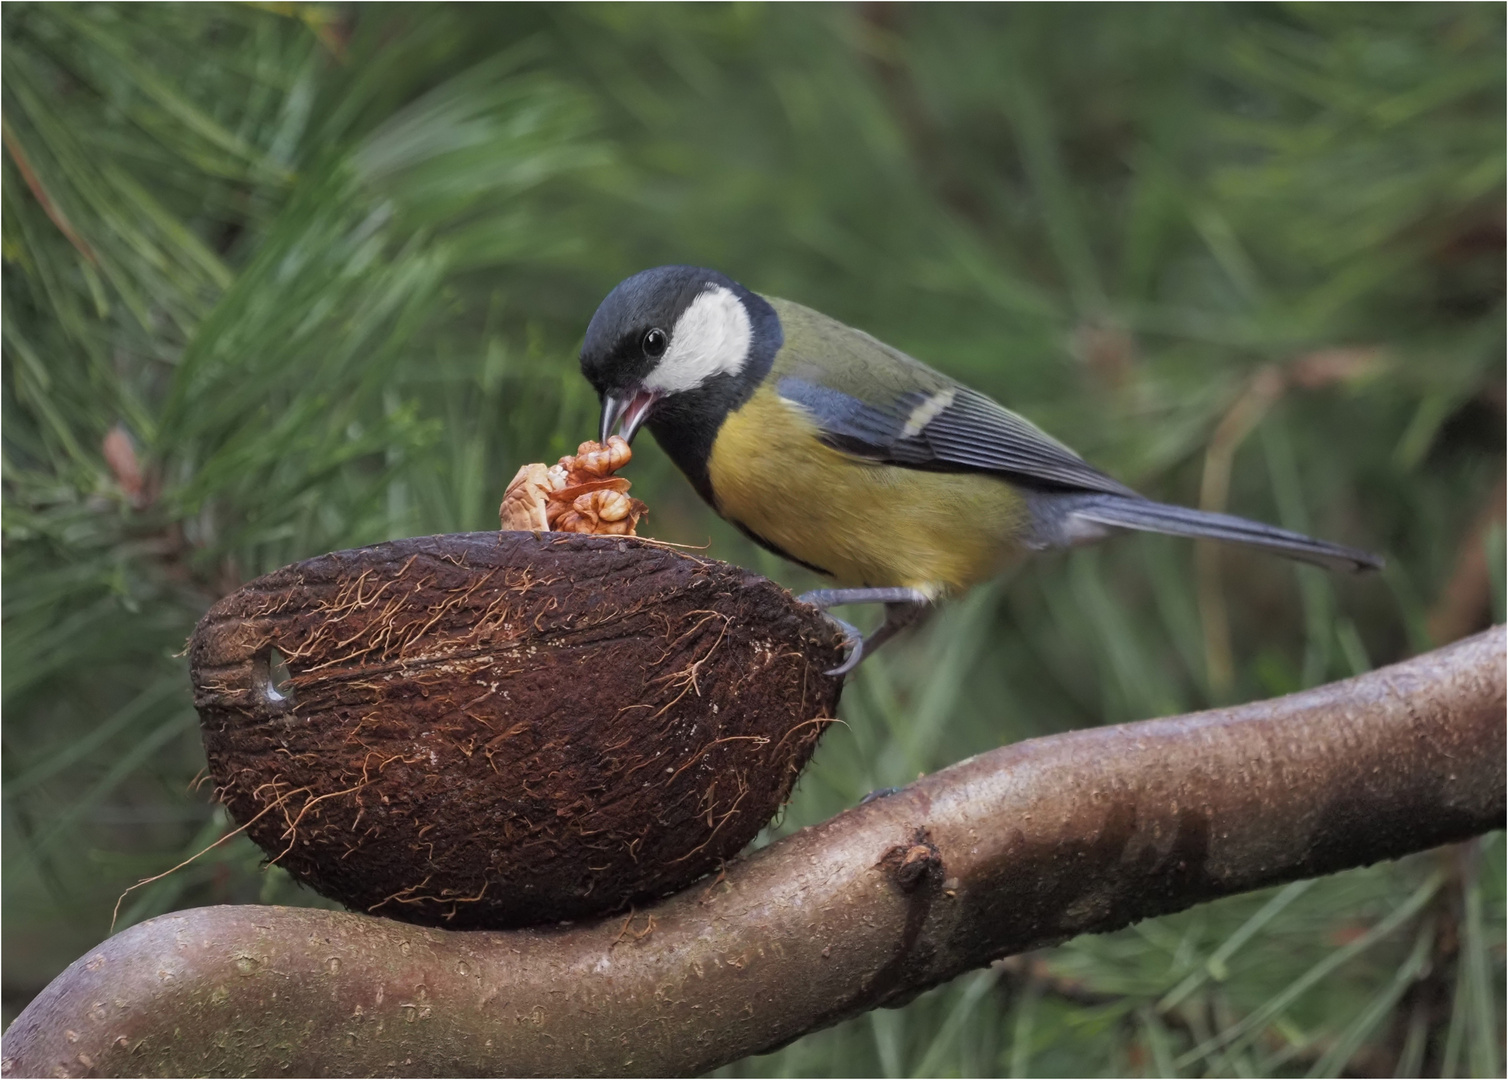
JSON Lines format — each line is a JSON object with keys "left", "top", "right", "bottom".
{"left": 599, "top": 388, "right": 661, "bottom": 445}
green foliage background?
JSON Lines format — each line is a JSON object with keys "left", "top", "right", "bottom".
{"left": 3, "top": 3, "right": 1503, "bottom": 1074}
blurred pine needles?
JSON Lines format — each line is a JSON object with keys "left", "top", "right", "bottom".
{"left": 3, "top": 4, "right": 1502, "bottom": 1074}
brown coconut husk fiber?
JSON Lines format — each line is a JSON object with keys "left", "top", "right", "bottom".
{"left": 190, "top": 532, "right": 846, "bottom": 929}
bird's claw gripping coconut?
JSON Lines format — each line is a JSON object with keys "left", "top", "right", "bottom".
{"left": 797, "top": 587, "right": 932, "bottom": 675}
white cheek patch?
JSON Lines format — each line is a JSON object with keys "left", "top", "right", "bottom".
{"left": 643, "top": 285, "right": 753, "bottom": 394}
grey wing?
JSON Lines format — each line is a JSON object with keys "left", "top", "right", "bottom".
{"left": 776, "top": 376, "right": 1138, "bottom": 497}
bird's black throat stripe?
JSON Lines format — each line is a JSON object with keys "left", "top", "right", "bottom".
{"left": 645, "top": 379, "right": 739, "bottom": 506}
{"left": 730, "top": 520, "right": 835, "bottom": 578}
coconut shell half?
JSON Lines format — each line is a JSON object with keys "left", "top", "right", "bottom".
{"left": 190, "top": 533, "right": 845, "bottom": 929}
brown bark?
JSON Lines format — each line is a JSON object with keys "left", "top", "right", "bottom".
{"left": 5, "top": 627, "right": 1504, "bottom": 1079}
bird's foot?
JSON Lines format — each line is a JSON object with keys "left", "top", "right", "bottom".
{"left": 816, "top": 612, "right": 866, "bottom": 676}
{"left": 797, "top": 588, "right": 931, "bottom": 676}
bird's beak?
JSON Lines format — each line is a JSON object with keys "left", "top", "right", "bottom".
{"left": 599, "top": 388, "right": 661, "bottom": 445}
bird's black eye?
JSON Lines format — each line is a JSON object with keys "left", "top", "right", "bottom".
{"left": 642, "top": 327, "right": 668, "bottom": 358}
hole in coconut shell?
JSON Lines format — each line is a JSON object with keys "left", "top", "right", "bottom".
{"left": 257, "top": 646, "right": 294, "bottom": 708}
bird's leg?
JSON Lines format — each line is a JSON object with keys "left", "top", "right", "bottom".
{"left": 865, "top": 599, "right": 929, "bottom": 655}
{"left": 797, "top": 587, "right": 931, "bottom": 676}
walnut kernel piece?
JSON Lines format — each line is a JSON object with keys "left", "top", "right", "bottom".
{"left": 569, "top": 437, "right": 633, "bottom": 479}
{"left": 499, "top": 463, "right": 555, "bottom": 532}
{"left": 499, "top": 436, "right": 648, "bottom": 536}
{"left": 555, "top": 488, "right": 640, "bottom": 535}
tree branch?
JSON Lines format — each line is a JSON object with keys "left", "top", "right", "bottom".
{"left": 5, "top": 627, "right": 1503, "bottom": 1079}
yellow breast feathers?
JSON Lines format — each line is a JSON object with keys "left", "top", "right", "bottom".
{"left": 705, "top": 385, "right": 1031, "bottom": 594}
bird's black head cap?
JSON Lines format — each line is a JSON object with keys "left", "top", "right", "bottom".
{"left": 580, "top": 266, "right": 783, "bottom": 500}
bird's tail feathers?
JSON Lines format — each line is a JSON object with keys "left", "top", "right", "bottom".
{"left": 1060, "top": 494, "right": 1383, "bottom": 573}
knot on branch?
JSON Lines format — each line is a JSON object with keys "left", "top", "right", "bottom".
{"left": 884, "top": 830, "right": 945, "bottom": 893}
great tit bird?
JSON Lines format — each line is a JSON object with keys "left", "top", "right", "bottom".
{"left": 580, "top": 265, "right": 1382, "bottom": 673}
